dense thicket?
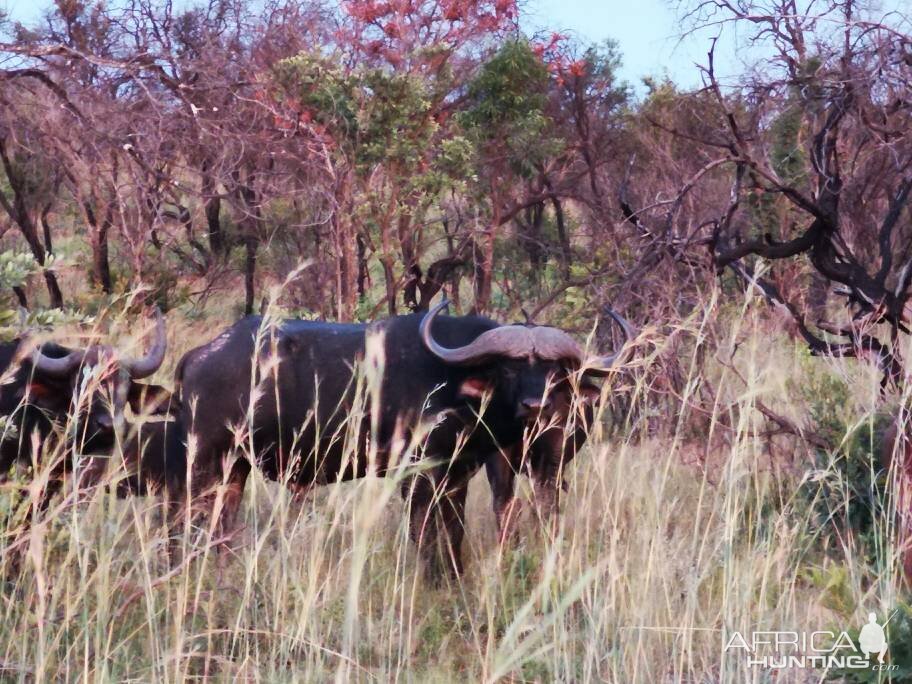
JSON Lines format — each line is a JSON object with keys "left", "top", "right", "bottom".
{"left": 0, "top": 0, "right": 910, "bottom": 387}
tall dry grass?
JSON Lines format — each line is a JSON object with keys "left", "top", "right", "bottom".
{"left": 0, "top": 289, "right": 908, "bottom": 683}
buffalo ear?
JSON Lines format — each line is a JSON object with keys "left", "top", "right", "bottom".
{"left": 128, "top": 382, "right": 174, "bottom": 416}
{"left": 458, "top": 376, "right": 495, "bottom": 400}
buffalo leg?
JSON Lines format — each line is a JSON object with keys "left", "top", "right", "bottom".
{"left": 531, "top": 474, "right": 561, "bottom": 531}
{"left": 215, "top": 456, "right": 251, "bottom": 542}
{"left": 438, "top": 479, "right": 468, "bottom": 578}
{"left": 529, "top": 441, "right": 565, "bottom": 535}
{"left": 403, "top": 472, "right": 469, "bottom": 582}
{"left": 485, "top": 447, "right": 521, "bottom": 544}
{"left": 403, "top": 474, "right": 435, "bottom": 568}
{"left": 186, "top": 442, "right": 248, "bottom": 546}
{"left": 528, "top": 422, "right": 580, "bottom": 529}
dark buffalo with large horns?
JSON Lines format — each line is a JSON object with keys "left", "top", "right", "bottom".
{"left": 0, "top": 308, "right": 170, "bottom": 514}
{"left": 484, "top": 308, "right": 635, "bottom": 540}
{"left": 175, "top": 300, "right": 628, "bottom": 579}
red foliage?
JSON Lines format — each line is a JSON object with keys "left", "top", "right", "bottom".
{"left": 383, "top": 46, "right": 404, "bottom": 67}
{"left": 383, "top": 20, "right": 401, "bottom": 38}
{"left": 531, "top": 33, "right": 590, "bottom": 83}
{"left": 477, "top": 13, "right": 498, "bottom": 31}
{"left": 341, "top": 0, "right": 518, "bottom": 72}
{"left": 568, "top": 60, "right": 586, "bottom": 77}
{"left": 494, "top": 0, "right": 514, "bottom": 18}
{"left": 442, "top": 1, "right": 464, "bottom": 22}
{"left": 345, "top": 0, "right": 390, "bottom": 23}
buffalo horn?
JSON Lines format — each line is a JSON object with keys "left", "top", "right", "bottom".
{"left": 420, "top": 300, "right": 586, "bottom": 366}
{"left": 582, "top": 307, "right": 635, "bottom": 376}
{"left": 32, "top": 346, "right": 86, "bottom": 378}
{"left": 122, "top": 307, "right": 167, "bottom": 379}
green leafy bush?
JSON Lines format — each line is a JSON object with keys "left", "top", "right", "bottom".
{"left": 792, "top": 359, "right": 892, "bottom": 565}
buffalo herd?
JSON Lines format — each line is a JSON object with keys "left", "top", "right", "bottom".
{"left": 0, "top": 300, "right": 633, "bottom": 579}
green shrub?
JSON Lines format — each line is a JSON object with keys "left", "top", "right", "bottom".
{"left": 792, "top": 360, "right": 893, "bottom": 567}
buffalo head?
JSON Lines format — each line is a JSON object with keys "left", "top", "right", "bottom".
{"left": 23, "top": 308, "right": 169, "bottom": 452}
{"left": 419, "top": 300, "right": 633, "bottom": 425}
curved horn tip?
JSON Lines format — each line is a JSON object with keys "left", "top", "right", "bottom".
{"left": 421, "top": 300, "right": 449, "bottom": 327}
{"left": 420, "top": 299, "right": 446, "bottom": 335}
{"left": 583, "top": 307, "right": 636, "bottom": 375}
{"left": 421, "top": 298, "right": 494, "bottom": 365}
{"left": 123, "top": 308, "right": 167, "bottom": 379}
{"left": 604, "top": 306, "right": 635, "bottom": 339}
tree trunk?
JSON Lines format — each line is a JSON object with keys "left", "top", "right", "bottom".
{"left": 9, "top": 211, "right": 61, "bottom": 306}
{"left": 82, "top": 201, "right": 113, "bottom": 294}
{"left": 474, "top": 222, "right": 496, "bottom": 315}
{"left": 12, "top": 286, "right": 27, "bottom": 308}
{"left": 540, "top": 175, "right": 571, "bottom": 279}
{"left": 551, "top": 195, "right": 572, "bottom": 279}
{"left": 244, "top": 235, "right": 257, "bottom": 316}
{"left": 333, "top": 172, "right": 357, "bottom": 321}
{"left": 40, "top": 203, "right": 53, "bottom": 255}
{"left": 42, "top": 270, "right": 63, "bottom": 308}
{"left": 441, "top": 217, "right": 462, "bottom": 310}
{"left": 14, "top": 208, "right": 64, "bottom": 306}
{"left": 235, "top": 178, "right": 262, "bottom": 317}
{"left": 808, "top": 272, "right": 829, "bottom": 320}
{"left": 0, "top": 139, "right": 63, "bottom": 307}
{"left": 381, "top": 256, "right": 396, "bottom": 317}
{"left": 202, "top": 171, "right": 225, "bottom": 257}
{"left": 338, "top": 224, "right": 357, "bottom": 320}
{"left": 572, "top": 82, "right": 603, "bottom": 204}
{"left": 357, "top": 234, "right": 368, "bottom": 297}
{"left": 93, "top": 229, "right": 113, "bottom": 294}
{"left": 518, "top": 202, "right": 545, "bottom": 273}
{"left": 473, "top": 185, "right": 501, "bottom": 314}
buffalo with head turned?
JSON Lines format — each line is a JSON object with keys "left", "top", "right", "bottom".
{"left": 175, "top": 300, "right": 624, "bottom": 579}
{"left": 0, "top": 309, "right": 169, "bottom": 514}
{"left": 484, "top": 308, "right": 635, "bottom": 540}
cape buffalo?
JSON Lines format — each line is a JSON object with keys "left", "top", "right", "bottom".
{"left": 176, "top": 300, "right": 624, "bottom": 578}
{"left": 485, "top": 309, "right": 635, "bottom": 539}
{"left": 0, "top": 309, "right": 169, "bottom": 516}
